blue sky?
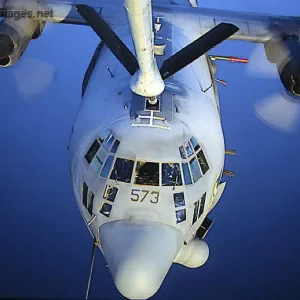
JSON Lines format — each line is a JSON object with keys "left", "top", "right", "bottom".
{"left": 0, "top": 0, "right": 300, "bottom": 299}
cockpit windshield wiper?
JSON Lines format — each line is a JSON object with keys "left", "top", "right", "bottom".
{"left": 173, "top": 174, "right": 179, "bottom": 190}
{"left": 114, "top": 170, "right": 119, "bottom": 184}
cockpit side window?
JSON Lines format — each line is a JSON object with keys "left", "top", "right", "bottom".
{"left": 90, "top": 157, "right": 102, "bottom": 175}
{"left": 197, "top": 150, "right": 209, "bottom": 175}
{"left": 189, "top": 157, "right": 202, "bottom": 183}
{"left": 184, "top": 141, "right": 194, "bottom": 157}
{"left": 99, "top": 185, "right": 118, "bottom": 218}
{"left": 217, "top": 171, "right": 223, "bottom": 184}
{"left": 98, "top": 148, "right": 107, "bottom": 164}
{"left": 192, "top": 200, "right": 199, "bottom": 225}
{"left": 85, "top": 133, "right": 121, "bottom": 177}
{"left": 176, "top": 209, "right": 186, "bottom": 224}
{"left": 85, "top": 140, "right": 100, "bottom": 164}
{"left": 190, "top": 137, "right": 200, "bottom": 152}
{"left": 103, "top": 185, "right": 118, "bottom": 202}
{"left": 110, "top": 139, "right": 120, "bottom": 154}
{"left": 90, "top": 147, "right": 107, "bottom": 176}
{"left": 198, "top": 192, "right": 206, "bottom": 218}
{"left": 82, "top": 182, "right": 88, "bottom": 208}
{"left": 182, "top": 163, "right": 192, "bottom": 185}
{"left": 173, "top": 192, "right": 186, "bottom": 224}
{"left": 162, "top": 163, "right": 182, "bottom": 186}
{"left": 110, "top": 158, "right": 134, "bottom": 183}
{"left": 99, "top": 203, "right": 112, "bottom": 217}
{"left": 82, "top": 182, "right": 95, "bottom": 216}
{"left": 179, "top": 137, "right": 210, "bottom": 184}
{"left": 103, "top": 134, "right": 115, "bottom": 151}
{"left": 135, "top": 161, "right": 159, "bottom": 186}
{"left": 192, "top": 192, "right": 206, "bottom": 225}
{"left": 100, "top": 155, "right": 115, "bottom": 178}
{"left": 179, "top": 146, "right": 187, "bottom": 159}
{"left": 173, "top": 192, "right": 185, "bottom": 207}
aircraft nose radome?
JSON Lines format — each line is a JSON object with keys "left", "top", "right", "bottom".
{"left": 114, "top": 264, "right": 163, "bottom": 299}
{"left": 99, "top": 220, "right": 183, "bottom": 299}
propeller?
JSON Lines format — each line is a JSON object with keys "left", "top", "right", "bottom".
{"left": 253, "top": 90, "right": 300, "bottom": 133}
{"left": 160, "top": 23, "right": 239, "bottom": 80}
{"left": 75, "top": 4, "right": 239, "bottom": 89}
{"left": 13, "top": 56, "right": 56, "bottom": 100}
{"left": 75, "top": 4, "right": 139, "bottom": 76}
{"left": 246, "top": 36, "right": 300, "bottom": 133}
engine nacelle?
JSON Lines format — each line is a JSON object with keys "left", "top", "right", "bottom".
{"left": 264, "top": 34, "right": 300, "bottom": 96}
{"left": 174, "top": 238, "right": 209, "bottom": 268}
{"left": 32, "top": 21, "right": 46, "bottom": 39}
{"left": 0, "top": 17, "right": 44, "bottom": 67}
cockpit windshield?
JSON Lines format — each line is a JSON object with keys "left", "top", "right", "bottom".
{"left": 184, "top": 141, "right": 194, "bottom": 157}
{"left": 135, "top": 161, "right": 159, "bottom": 186}
{"left": 178, "top": 136, "right": 210, "bottom": 184}
{"left": 162, "top": 163, "right": 182, "bottom": 186}
{"left": 85, "top": 134, "right": 209, "bottom": 187}
{"left": 110, "top": 158, "right": 134, "bottom": 183}
{"left": 85, "top": 132, "right": 120, "bottom": 178}
{"left": 103, "top": 134, "right": 115, "bottom": 151}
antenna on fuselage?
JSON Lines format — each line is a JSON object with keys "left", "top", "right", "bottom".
{"left": 225, "top": 149, "right": 237, "bottom": 155}
{"left": 223, "top": 169, "right": 235, "bottom": 177}
{"left": 85, "top": 237, "right": 99, "bottom": 300}
{"left": 147, "top": 96, "right": 159, "bottom": 105}
{"left": 223, "top": 150, "right": 237, "bottom": 177}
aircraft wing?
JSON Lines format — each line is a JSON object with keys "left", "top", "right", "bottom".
{"left": 1, "top": 1, "right": 296, "bottom": 42}
{"left": 154, "top": 5, "right": 300, "bottom": 43}
{"left": 0, "top": 0, "right": 299, "bottom": 75}
{"left": 1, "top": 1, "right": 299, "bottom": 42}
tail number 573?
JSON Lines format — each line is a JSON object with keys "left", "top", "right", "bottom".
{"left": 131, "top": 189, "right": 159, "bottom": 204}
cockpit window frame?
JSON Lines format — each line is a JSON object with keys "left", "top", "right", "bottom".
{"left": 85, "top": 140, "right": 100, "bottom": 164}
{"left": 85, "top": 132, "right": 121, "bottom": 178}
{"left": 82, "top": 181, "right": 95, "bottom": 217}
{"left": 161, "top": 163, "right": 183, "bottom": 187}
{"left": 197, "top": 150, "right": 209, "bottom": 175}
{"left": 182, "top": 162, "right": 193, "bottom": 185}
{"left": 198, "top": 192, "right": 206, "bottom": 219}
{"left": 110, "top": 139, "right": 120, "bottom": 154}
{"left": 134, "top": 161, "right": 160, "bottom": 186}
{"left": 173, "top": 192, "right": 187, "bottom": 224}
{"left": 99, "top": 202, "right": 113, "bottom": 218}
{"left": 179, "top": 136, "right": 210, "bottom": 184}
{"left": 179, "top": 146, "right": 187, "bottom": 159}
{"left": 103, "top": 134, "right": 115, "bottom": 152}
{"left": 173, "top": 192, "right": 185, "bottom": 208}
{"left": 100, "top": 155, "right": 115, "bottom": 178}
{"left": 103, "top": 185, "right": 118, "bottom": 202}
{"left": 190, "top": 136, "right": 200, "bottom": 152}
{"left": 90, "top": 147, "right": 108, "bottom": 176}
{"left": 189, "top": 157, "right": 202, "bottom": 183}
{"left": 184, "top": 141, "right": 194, "bottom": 158}
{"left": 192, "top": 192, "right": 207, "bottom": 226}
{"left": 192, "top": 200, "right": 199, "bottom": 225}
{"left": 110, "top": 157, "right": 135, "bottom": 183}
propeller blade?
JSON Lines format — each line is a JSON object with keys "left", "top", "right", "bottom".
{"left": 246, "top": 44, "right": 279, "bottom": 79}
{"left": 13, "top": 57, "right": 56, "bottom": 99}
{"left": 75, "top": 4, "right": 138, "bottom": 76}
{"left": 254, "top": 91, "right": 300, "bottom": 133}
{"left": 160, "top": 22, "right": 239, "bottom": 80}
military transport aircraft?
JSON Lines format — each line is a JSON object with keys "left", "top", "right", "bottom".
{"left": 0, "top": 0, "right": 299, "bottom": 299}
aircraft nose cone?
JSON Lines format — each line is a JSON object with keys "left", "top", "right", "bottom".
{"left": 99, "top": 220, "right": 183, "bottom": 299}
{"left": 114, "top": 261, "right": 163, "bottom": 299}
